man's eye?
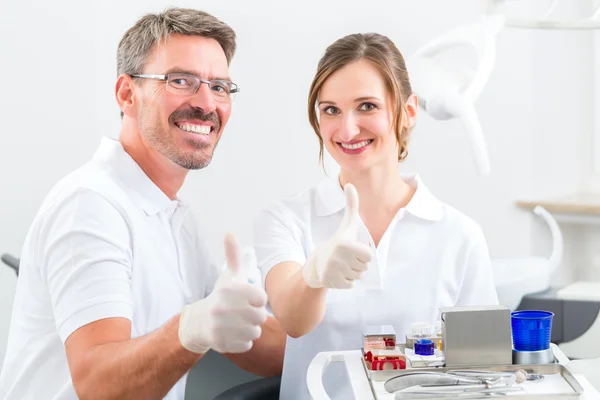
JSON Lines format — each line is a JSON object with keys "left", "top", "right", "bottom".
{"left": 170, "top": 78, "right": 192, "bottom": 87}
{"left": 211, "top": 84, "right": 228, "bottom": 93}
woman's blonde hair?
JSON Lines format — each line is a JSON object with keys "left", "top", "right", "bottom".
{"left": 308, "top": 33, "right": 413, "bottom": 164}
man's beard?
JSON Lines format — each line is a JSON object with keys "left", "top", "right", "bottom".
{"left": 139, "top": 106, "right": 221, "bottom": 170}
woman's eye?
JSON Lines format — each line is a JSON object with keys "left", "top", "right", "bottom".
{"left": 359, "top": 102, "right": 377, "bottom": 111}
{"left": 322, "top": 106, "right": 339, "bottom": 115}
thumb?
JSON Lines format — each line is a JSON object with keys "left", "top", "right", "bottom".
{"left": 224, "top": 232, "right": 246, "bottom": 281}
{"left": 338, "top": 183, "right": 360, "bottom": 235}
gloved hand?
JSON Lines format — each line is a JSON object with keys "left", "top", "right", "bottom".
{"left": 178, "top": 233, "right": 269, "bottom": 354}
{"left": 303, "top": 183, "right": 372, "bottom": 289}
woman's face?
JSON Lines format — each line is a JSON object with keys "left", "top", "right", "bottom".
{"left": 317, "top": 58, "right": 417, "bottom": 173}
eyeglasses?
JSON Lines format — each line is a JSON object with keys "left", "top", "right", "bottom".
{"left": 130, "top": 73, "right": 239, "bottom": 102}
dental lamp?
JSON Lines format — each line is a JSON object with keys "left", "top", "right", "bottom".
{"left": 406, "top": 15, "right": 504, "bottom": 176}
{"left": 408, "top": 0, "right": 600, "bottom": 176}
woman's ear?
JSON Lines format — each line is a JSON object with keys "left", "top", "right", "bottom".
{"left": 405, "top": 93, "right": 418, "bottom": 128}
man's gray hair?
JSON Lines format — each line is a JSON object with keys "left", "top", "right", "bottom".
{"left": 117, "top": 7, "right": 236, "bottom": 76}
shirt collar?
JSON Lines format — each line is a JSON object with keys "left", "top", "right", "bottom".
{"left": 93, "top": 136, "right": 181, "bottom": 215}
{"left": 314, "top": 173, "right": 444, "bottom": 221}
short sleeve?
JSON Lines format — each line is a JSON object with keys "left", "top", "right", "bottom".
{"left": 39, "top": 189, "right": 134, "bottom": 343}
{"left": 253, "top": 205, "right": 307, "bottom": 290}
{"left": 455, "top": 225, "right": 499, "bottom": 307}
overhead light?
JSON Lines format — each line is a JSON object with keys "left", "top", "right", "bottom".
{"left": 407, "top": 15, "right": 504, "bottom": 175}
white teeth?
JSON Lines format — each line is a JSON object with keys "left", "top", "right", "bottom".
{"left": 178, "top": 124, "right": 211, "bottom": 135}
{"left": 340, "top": 140, "right": 371, "bottom": 150}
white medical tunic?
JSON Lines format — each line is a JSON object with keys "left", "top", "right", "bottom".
{"left": 254, "top": 175, "right": 499, "bottom": 400}
{"left": 0, "top": 137, "right": 221, "bottom": 400}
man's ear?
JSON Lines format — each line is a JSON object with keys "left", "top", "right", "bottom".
{"left": 116, "top": 74, "right": 138, "bottom": 118}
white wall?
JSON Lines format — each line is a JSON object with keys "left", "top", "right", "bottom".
{"left": 0, "top": 0, "right": 596, "bottom": 384}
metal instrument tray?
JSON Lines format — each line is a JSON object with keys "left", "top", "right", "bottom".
{"left": 361, "top": 345, "right": 584, "bottom": 399}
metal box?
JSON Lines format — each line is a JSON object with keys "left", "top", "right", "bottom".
{"left": 440, "top": 305, "right": 512, "bottom": 367}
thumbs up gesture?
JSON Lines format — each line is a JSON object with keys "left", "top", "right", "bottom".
{"left": 178, "top": 233, "right": 269, "bottom": 354}
{"left": 303, "top": 183, "right": 372, "bottom": 289}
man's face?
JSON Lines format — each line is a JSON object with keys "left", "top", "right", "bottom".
{"left": 134, "top": 35, "right": 232, "bottom": 170}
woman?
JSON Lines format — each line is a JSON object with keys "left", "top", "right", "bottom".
{"left": 253, "top": 33, "right": 498, "bottom": 400}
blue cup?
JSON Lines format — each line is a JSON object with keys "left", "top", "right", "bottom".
{"left": 414, "top": 339, "right": 435, "bottom": 356}
{"left": 511, "top": 310, "right": 554, "bottom": 351}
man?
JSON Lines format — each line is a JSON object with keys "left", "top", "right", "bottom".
{"left": 0, "top": 8, "right": 284, "bottom": 400}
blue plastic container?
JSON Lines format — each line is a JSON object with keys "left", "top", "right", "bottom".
{"left": 414, "top": 339, "right": 435, "bottom": 356}
{"left": 511, "top": 310, "right": 554, "bottom": 351}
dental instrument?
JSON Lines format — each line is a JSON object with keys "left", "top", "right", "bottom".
{"left": 446, "top": 369, "right": 544, "bottom": 383}
{"left": 383, "top": 370, "right": 518, "bottom": 393}
{"left": 394, "top": 386, "right": 525, "bottom": 399}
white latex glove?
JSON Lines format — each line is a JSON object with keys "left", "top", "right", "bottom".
{"left": 303, "top": 183, "right": 372, "bottom": 289}
{"left": 178, "top": 233, "right": 269, "bottom": 354}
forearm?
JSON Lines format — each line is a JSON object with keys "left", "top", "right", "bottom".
{"left": 225, "top": 316, "right": 285, "bottom": 376}
{"left": 268, "top": 263, "right": 328, "bottom": 338}
{"left": 70, "top": 315, "right": 202, "bottom": 400}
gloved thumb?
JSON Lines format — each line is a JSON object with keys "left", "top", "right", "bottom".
{"left": 224, "top": 232, "right": 246, "bottom": 281}
{"left": 338, "top": 183, "right": 360, "bottom": 236}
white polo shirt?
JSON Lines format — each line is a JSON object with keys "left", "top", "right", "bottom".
{"left": 254, "top": 174, "right": 499, "bottom": 400}
{"left": 0, "top": 137, "right": 220, "bottom": 400}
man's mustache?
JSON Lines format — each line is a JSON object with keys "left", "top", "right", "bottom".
{"left": 169, "top": 108, "right": 221, "bottom": 132}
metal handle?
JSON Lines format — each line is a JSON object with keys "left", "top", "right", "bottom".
{"left": 551, "top": 343, "right": 570, "bottom": 365}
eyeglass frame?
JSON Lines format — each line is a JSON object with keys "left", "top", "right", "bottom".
{"left": 129, "top": 73, "right": 240, "bottom": 99}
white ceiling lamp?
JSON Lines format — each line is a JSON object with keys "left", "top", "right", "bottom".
{"left": 408, "top": 0, "right": 600, "bottom": 176}
{"left": 407, "top": 15, "right": 504, "bottom": 175}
